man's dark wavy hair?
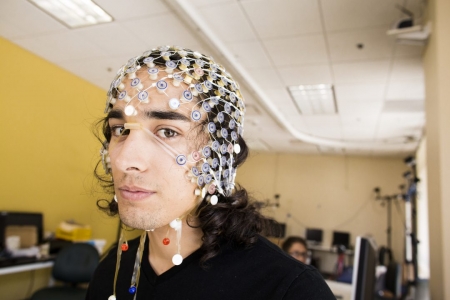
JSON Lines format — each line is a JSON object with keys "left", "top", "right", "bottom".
{"left": 94, "top": 49, "right": 271, "bottom": 264}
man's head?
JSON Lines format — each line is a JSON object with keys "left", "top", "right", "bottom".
{"left": 99, "top": 46, "right": 247, "bottom": 230}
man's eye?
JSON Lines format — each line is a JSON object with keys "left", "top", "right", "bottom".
{"left": 156, "top": 128, "right": 178, "bottom": 139}
{"left": 111, "top": 126, "right": 129, "bottom": 137}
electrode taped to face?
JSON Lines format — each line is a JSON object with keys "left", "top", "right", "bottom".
{"left": 101, "top": 46, "right": 245, "bottom": 201}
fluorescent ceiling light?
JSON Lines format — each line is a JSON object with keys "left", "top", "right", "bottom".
{"left": 288, "top": 84, "right": 337, "bottom": 115}
{"left": 29, "top": 0, "right": 113, "bottom": 28}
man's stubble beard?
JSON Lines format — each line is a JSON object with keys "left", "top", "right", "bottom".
{"left": 118, "top": 203, "right": 162, "bottom": 231}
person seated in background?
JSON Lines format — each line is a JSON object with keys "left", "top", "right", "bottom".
{"left": 282, "top": 236, "right": 309, "bottom": 264}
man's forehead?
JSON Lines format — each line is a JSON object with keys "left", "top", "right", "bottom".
{"left": 108, "top": 106, "right": 191, "bottom": 123}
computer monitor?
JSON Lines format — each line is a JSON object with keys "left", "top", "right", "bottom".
{"left": 265, "top": 219, "right": 286, "bottom": 238}
{"left": 305, "top": 228, "right": 323, "bottom": 244}
{"left": 0, "top": 211, "right": 43, "bottom": 251}
{"left": 332, "top": 231, "right": 350, "bottom": 249}
{"left": 351, "top": 236, "right": 377, "bottom": 300}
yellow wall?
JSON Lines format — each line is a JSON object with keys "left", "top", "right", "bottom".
{"left": 0, "top": 38, "right": 119, "bottom": 299}
{"left": 237, "top": 152, "right": 407, "bottom": 262}
{"left": 423, "top": 0, "right": 450, "bottom": 297}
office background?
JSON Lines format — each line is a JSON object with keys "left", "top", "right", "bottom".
{"left": 1, "top": 0, "right": 449, "bottom": 299}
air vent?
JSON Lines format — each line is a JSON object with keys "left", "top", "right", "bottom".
{"left": 287, "top": 84, "right": 337, "bottom": 115}
{"left": 29, "top": 0, "right": 113, "bottom": 29}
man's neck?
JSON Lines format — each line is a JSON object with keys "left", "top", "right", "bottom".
{"left": 147, "top": 218, "right": 203, "bottom": 275}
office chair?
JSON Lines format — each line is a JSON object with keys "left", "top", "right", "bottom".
{"left": 31, "top": 243, "right": 99, "bottom": 300}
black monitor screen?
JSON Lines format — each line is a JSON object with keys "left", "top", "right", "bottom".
{"left": 351, "top": 236, "right": 377, "bottom": 300}
{"left": 265, "top": 219, "right": 286, "bottom": 238}
{"left": 332, "top": 231, "right": 350, "bottom": 248}
{"left": 305, "top": 228, "right": 323, "bottom": 244}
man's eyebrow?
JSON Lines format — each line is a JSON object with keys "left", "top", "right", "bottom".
{"left": 145, "top": 110, "right": 190, "bottom": 122}
{"left": 107, "top": 109, "right": 124, "bottom": 120}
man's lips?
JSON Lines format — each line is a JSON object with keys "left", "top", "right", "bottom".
{"left": 118, "top": 186, "right": 155, "bottom": 201}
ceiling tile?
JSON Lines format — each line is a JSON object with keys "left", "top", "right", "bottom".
{"left": 341, "top": 115, "right": 378, "bottom": 127}
{"left": 14, "top": 31, "right": 105, "bottom": 63}
{"left": 377, "top": 112, "right": 425, "bottom": 129}
{"left": 342, "top": 127, "right": 377, "bottom": 141}
{"left": 278, "top": 64, "right": 332, "bottom": 86}
{"left": 240, "top": 0, "right": 322, "bottom": 39}
{"left": 227, "top": 40, "right": 272, "bottom": 69}
{"left": 327, "top": 27, "right": 394, "bottom": 62}
{"left": 337, "top": 100, "right": 384, "bottom": 117}
{"left": 302, "top": 115, "right": 341, "bottom": 129}
{"left": 95, "top": 0, "right": 170, "bottom": 21}
{"left": 389, "top": 56, "right": 424, "bottom": 80}
{"left": 198, "top": 2, "right": 257, "bottom": 43}
{"left": 58, "top": 55, "right": 135, "bottom": 90}
{"left": 120, "top": 13, "right": 201, "bottom": 49}
{"left": 263, "top": 35, "right": 328, "bottom": 67}
{"left": 308, "top": 127, "right": 343, "bottom": 139}
{"left": 394, "top": 43, "right": 424, "bottom": 58}
{"left": 74, "top": 23, "right": 150, "bottom": 57}
{"left": 320, "top": 0, "right": 406, "bottom": 32}
{"left": 386, "top": 80, "right": 425, "bottom": 101}
{"left": 0, "top": 18, "right": 27, "bottom": 39}
{"left": 246, "top": 67, "right": 285, "bottom": 89}
{"left": 189, "top": 0, "right": 235, "bottom": 6}
{"left": 334, "top": 83, "right": 386, "bottom": 102}
{"left": 0, "top": 0, "right": 66, "bottom": 38}
{"left": 264, "top": 89, "right": 299, "bottom": 117}
{"left": 333, "top": 60, "right": 390, "bottom": 84}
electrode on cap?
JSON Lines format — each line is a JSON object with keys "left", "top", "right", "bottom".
{"left": 143, "top": 57, "right": 155, "bottom": 68}
{"left": 183, "top": 74, "right": 193, "bottom": 84}
{"left": 148, "top": 67, "right": 159, "bottom": 80}
{"left": 156, "top": 80, "right": 168, "bottom": 94}
{"left": 131, "top": 78, "right": 143, "bottom": 90}
{"left": 124, "top": 105, "right": 137, "bottom": 116}
{"left": 210, "top": 195, "right": 218, "bottom": 205}
{"left": 172, "top": 73, "right": 183, "bottom": 87}
{"left": 165, "top": 61, "right": 176, "bottom": 73}
{"left": 194, "top": 68, "right": 204, "bottom": 77}
{"left": 191, "top": 151, "right": 201, "bottom": 162}
{"left": 138, "top": 91, "right": 149, "bottom": 103}
{"left": 181, "top": 90, "right": 193, "bottom": 102}
{"left": 161, "top": 51, "right": 171, "bottom": 60}
{"left": 126, "top": 67, "right": 137, "bottom": 79}
{"left": 191, "top": 110, "right": 202, "bottom": 121}
{"left": 169, "top": 98, "right": 180, "bottom": 109}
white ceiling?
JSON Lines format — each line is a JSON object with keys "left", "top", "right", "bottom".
{"left": 0, "top": 0, "right": 426, "bottom": 156}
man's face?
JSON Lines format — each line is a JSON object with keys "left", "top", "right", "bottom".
{"left": 107, "top": 69, "right": 204, "bottom": 230}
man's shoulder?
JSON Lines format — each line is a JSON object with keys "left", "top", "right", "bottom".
{"left": 213, "top": 235, "right": 312, "bottom": 276}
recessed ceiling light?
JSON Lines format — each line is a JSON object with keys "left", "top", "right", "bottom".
{"left": 28, "top": 0, "right": 113, "bottom": 29}
{"left": 287, "top": 84, "right": 337, "bottom": 115}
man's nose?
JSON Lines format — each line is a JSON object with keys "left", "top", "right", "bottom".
{"left": 113, "top": 129, "right": 151, "bottom": 173}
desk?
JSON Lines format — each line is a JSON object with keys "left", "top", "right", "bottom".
{"left": 309, "top": 245, "right": 354, "bottom": 275}
{"left": 325, "top": 280, "right": 352, "bottom": 300}
{"left": 0, "top": 260, "right": 54, "bottom": 276}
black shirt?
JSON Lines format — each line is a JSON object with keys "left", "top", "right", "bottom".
{"left": 86, "top": 235, "right": 335, "bottom": 299}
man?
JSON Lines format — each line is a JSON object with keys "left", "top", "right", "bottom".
{"left": 87, "top": 46, "right": 334, "bottom": 299}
